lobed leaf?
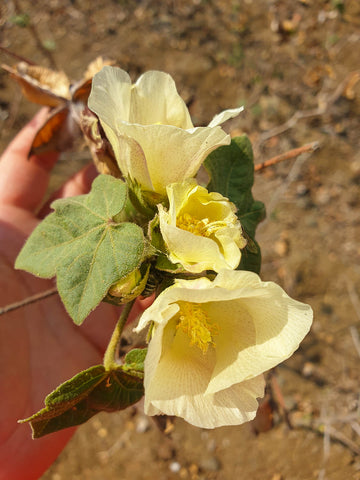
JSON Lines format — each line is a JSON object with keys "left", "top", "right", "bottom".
{"left": 15, "top": 175, "right": 148, "bottom": 324}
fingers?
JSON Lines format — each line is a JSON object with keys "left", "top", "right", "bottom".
{"left": 0, "top": 109, "right": 59, "bottom": 212}
{"left": 37, "top": 163, "right": 98, "bottom": 218}
{"left": 54, "top": 163, "right": 98, "bottom": 199}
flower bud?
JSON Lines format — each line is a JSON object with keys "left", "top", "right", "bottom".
{"left": 106, "top": 265, "right": 150, "bottom": 305}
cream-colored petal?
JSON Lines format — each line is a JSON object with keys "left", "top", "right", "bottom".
{"left": 135, "top": 300, "right": 180, "bottom": 332}
{"left": 115, "top": 123, "right": 230, "bottom": 195}
{"left": 88, "top": 66, "right": 132, "bottom": 126}
{"left": 169, "top": 181, "right": 235, "bottom": 222}
{"left": 213, "top": 227, "right": 242, "bottom": 267}
{"left": 209, "top": 374, "right": 265, "bottom": 427}
{"left": 88, "top": 67, "right": 135, "bottom": 178}
{"left": 135, "top": 270, "right": 311, "bottom": 427}
{"left": 130, "top": 71, "right": 194, "bottom": 129}
{"left": 115, "top": 133, "right": 153, "bottom": 190}
{"left": 207, "top": 106, "right": 244, "bottom": 128}
{"left": 160, "top": 181, "right": 243, "bottom": 272}
{"left": 167, "top": 180, "right": 198, "bottom": 221}
{"left": 159, "top": 219, "right": 232, "bottom": 273}
{"left": 206, "top": 274, "right": 313, "bottom": 394}
{"left": 147, "top": 357, "right": 265, "bottom": 428}
{"left": 143, "top": 319, "right": 216, "bottom": 418}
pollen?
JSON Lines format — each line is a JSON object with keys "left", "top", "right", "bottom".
{"left": 177, "top": 213, "right": 228, "bottom": 238}
{"left": 176, "top": 213, "right": 208, "bottom": 236}
{"left": 176, "top": 302, "right": 219, "bottom": 353}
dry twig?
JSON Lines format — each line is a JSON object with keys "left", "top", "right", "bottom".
{"left": 349, "top": 327, "right": 360, "bottom": 359}
{"left": 346, "top": 279, "right": 360, "bottom": 323}
{"left": 255, "top": 70, "right": 360, "bottom": 149}
{"left": 255, "top": 141, "right": 319, "bottom": 172}
{"left": 0, "top": 287, "right": 58, "bottom": 316}
{"left": 0, "top": 45, "right": 36, "bottom": 64}
{"left": 296, "top": 422, "right": 360, "bottom": 456}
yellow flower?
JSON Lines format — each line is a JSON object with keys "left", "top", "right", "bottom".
{"left": 135, "top": 270, "right": 313, "bottom": 428}
{"left": 88, "top": 66, "right": 243, "bottom": 196}
{"left": 158, "top": 180, "right": 246, "bottom": 273}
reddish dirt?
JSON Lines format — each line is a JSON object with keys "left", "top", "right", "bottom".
{"left": 1, "top": 1, "right": 360, "bottom": 479}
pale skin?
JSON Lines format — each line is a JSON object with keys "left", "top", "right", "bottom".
{"left": 0, "top": 110, "right": 150, "bottom": 480}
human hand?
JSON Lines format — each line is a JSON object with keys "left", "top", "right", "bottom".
{"left": 0, "top": 110, "right": 147, "bottom": 480}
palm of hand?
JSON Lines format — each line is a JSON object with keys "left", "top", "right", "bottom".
{"left": 0, "top": 111, "right": 143, "bottom": 480}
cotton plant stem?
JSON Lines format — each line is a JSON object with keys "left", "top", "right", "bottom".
{"left": 103, "top": 299, "right": 135, "bottom": 371}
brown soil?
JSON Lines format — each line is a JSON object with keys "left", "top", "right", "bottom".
{"left": 1, "top": 1, "right": 360, "bottom": 479}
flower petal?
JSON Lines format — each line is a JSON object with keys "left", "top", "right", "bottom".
{"left": 115, "top": 133, "right": 153, "bottom": 190}
{"left": 144, "top": 317, "right": 264, "bottom": 428}
{"left": 206, "top": 271, "right": 313, "bottom": 394}
{"left": 130, "top": 71, "right": 194, "bottom": 128}
{"left": 88, "top": 67, "right": 150, "bottom": 184}
{"left": 115, "top": 123, "right": 230, "bottom": 195}
{"left": 159, "top": 210, "right": 235, "bottom": 273}
{"left": 147, "top": 349, "right": 265, "bottom": 428}
{"left": 207, "top": 106, "right": 244, "bottom": 128}
{"left": 135, "top": 270, "right": 312, "bottom": 428}
{"left": 143, "top": 318, "right": 216, "bottom": 416}
{"left": 159, "top": 181, "right": 244, "bottom": 272}
{"left": 88, "top": 66, "right": 132, "bottom": 127}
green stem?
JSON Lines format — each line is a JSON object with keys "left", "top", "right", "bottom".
{"left": 103, "top": 300, "right": 135, "bottom": 371}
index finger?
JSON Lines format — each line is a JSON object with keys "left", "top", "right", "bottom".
{"left": 0, "top": 109, "right": 59, "bottom": 212}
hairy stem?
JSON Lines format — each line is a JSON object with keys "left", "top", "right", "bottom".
{"left": 103, "top": 300, "right": 135, "bottom": 371}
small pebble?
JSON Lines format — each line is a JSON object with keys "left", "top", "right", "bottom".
{"left": 302, "top": 361, "right": 315, "bottom": 377}
{"left": 169, "top": 461, "right": 181, "bottom": 473}
{"left": 136, "top": 416, "right": 150, "bottom": 433}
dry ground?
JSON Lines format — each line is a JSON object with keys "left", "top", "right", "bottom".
{"left": 1, "top": 1, "right": 360, "bottom": 479}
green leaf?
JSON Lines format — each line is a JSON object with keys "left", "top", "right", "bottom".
{"left": 155, "top": 254, "right": 183, "bottom": 273}
{"left": 238, "top": 237, "right": 262, "bottom": 274}
{"left": 204, "top": 135, "right": 266, "bottom": 274}
{"left": 122, "top": 348, "right": 147, "bottom": 375}
{"left": 20, "top": 365, "right": 144, "bottom": 439}
{"left": 16, "top": 175, "right": 147, "bottom": 324}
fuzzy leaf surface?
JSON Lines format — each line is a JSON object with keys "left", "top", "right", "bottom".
{"left": 20, "top": 365, "right": 144, "bottom": 438}
{"left": 15, "top": 175, "right": 147, "bottom": 323}
{"left": 123, "top": 348, "right": 147, "bottom": 375}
